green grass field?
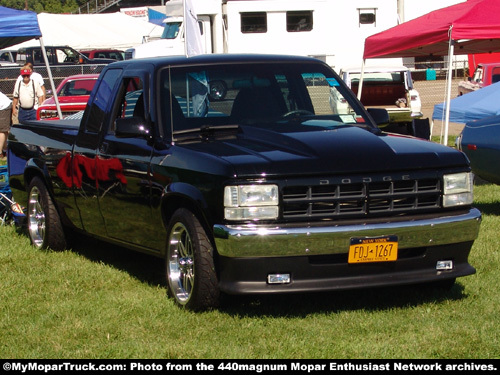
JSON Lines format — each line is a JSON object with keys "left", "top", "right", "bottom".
{"left": 0, "top": 180, "right": 499, "bottom": 359}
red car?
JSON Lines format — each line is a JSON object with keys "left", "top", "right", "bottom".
{"left": 37, "top": 74, "right": 99, "bottom": 120}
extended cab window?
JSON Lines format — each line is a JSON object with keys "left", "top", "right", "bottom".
{"left": 84, "top": 69, "right": 121, "bottom": 133}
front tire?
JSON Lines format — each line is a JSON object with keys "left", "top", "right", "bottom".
{"left": 27, "top": 177, "right": 66, "bottom": 250}
{"left": 165, "top": 208, "right": 219, "bottom": 310}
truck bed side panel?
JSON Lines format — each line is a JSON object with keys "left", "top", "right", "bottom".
{"left": 8, "top": 120, "right": 82, "bottom": 229}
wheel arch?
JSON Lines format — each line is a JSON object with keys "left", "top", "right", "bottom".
{"left": 160, "top": 182, "right": 215, "bottom": 248}
{"left": 24, "top": 159, "right": 52, "bottom": 192}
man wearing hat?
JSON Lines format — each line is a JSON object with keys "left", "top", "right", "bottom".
{"left": 15, "top": 62, "right": 46, "bottom": 103}
{"left": 12, "top": 67, "right": 44, "bottom": 123}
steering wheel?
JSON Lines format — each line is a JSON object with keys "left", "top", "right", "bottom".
{"left": 281, "top": 109, "right": 314, "bottom": 119}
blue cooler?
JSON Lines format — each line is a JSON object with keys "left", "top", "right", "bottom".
{"left": 0, "top": 164, "right": 26, "bottom": 226}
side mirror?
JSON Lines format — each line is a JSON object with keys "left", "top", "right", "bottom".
{"left": 115, "top": 117, "right": 150, "bottom": 138}
{"left": 367, "top": 108, "right": 390, "bottom": 126}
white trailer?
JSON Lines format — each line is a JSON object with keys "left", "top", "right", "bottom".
{"left": 126, "top": 0, "right": 463, "bottom": 70}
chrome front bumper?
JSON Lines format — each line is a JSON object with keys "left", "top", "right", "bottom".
{"left": 213, "top": 208, "right": 482, "bottom": 258}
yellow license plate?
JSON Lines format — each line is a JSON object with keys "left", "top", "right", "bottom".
{"left": 348, "top": 236, "right": 398, "bottom": 264}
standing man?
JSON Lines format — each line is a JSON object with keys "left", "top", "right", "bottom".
{"left": 15, "top": 62, "right": 46, "bottom": 103}
{"left": 12, "top": 68, "right": 44, "bottom": 123}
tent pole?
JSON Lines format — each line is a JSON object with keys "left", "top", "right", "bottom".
{"left": 357, "top": 59, "right": 366, "bottom": 101}
{"left": 38, "top": 37, "right": 63, "bottom": 119}
{"left": 443, "top": 29, "right": 454, "bottom": 145}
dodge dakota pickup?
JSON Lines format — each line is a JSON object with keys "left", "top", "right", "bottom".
{"left": 7, "top": 54, "right": 481, "bottom": 310}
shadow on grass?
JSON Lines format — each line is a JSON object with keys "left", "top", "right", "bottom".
{"left": 219, "top": 283, "right": 468, "bottom": 318}
{"left": 69, "top": 232, "right": 167, "bottom": 288}
{"left": 474, "top": 201, "right": 500, "bottom": 216}
{"left": 65, "top": 232, "right": 469, "bottom": 317}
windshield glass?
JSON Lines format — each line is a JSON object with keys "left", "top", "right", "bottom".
{"left": 161, "top": 22, "right": 182, "bottom": 39}
{"left": 159, "top": 62, "right": 374, "bottom": 136}
{"left": 58, "top": 79, "right": 97, "bottom": 97}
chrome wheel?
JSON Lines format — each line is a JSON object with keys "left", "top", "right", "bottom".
{"left": 167, "top": 222, "right": 195, "bottom": 305}
{"left": 28, "top": 185, "right": 45, "bottom": 248}
{"left": 27, "top": 177, "right": 66, "bottom": 251}
{"left": 165, "top": 208, "right": 219, "bottom": 310}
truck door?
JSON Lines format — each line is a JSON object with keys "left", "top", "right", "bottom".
{"left": 198, "top": 16, "right": 213, "bottom": 54}
{"left": 183, "top": 16, "right": 213, "bottom": 54}
{"left": 73, "top": 68, "right": 122, "bottom": 236}
{"left": 96, "top": 70, "right": 157, "bottom": 249}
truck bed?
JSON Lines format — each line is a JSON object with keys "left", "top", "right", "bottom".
{"left": 351, "top": 82, "right": 406, "bottom": 107}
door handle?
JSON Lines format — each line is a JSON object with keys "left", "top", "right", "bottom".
{"left": 100, "top": 141, "right": 110, "bottom": 154}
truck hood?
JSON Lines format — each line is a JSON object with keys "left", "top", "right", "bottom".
{"left": 181, "top": 124, "right": 468, "bottom": 177}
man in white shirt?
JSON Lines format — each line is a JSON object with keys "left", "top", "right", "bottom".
{"left": 12, "top": 68, "right": 44, "bottom": 123}
{"left": 15, "top": 62, "right": 46, "bottom": 103}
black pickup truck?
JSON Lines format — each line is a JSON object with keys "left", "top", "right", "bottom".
{"left": 16, "top": 45, "right": 115, "bottom": 66}
{"left": 7, "top": 54, "right": 481, "bottom": 310}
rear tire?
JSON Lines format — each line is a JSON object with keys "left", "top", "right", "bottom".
{"left": 27, "top": 177, "right": 66, "bottom": 250}
{"left": 165, "top": 208, "right": 219, "bottom": 310}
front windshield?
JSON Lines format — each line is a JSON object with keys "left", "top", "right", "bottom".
{"left": 58, "top": 79, "right": 97, "bottom": 97}
{"left": 159, "top": 62, "right": 374, "bottom": 137}
{"left": 161, "top": 22, "right": 182, "bottom": 39}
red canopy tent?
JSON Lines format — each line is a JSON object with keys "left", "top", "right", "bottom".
{"left": 362, "top": 0, "right": 500, "bottom": 143}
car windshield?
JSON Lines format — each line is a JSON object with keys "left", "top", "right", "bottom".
{"left": 158, "top": 62, "right": 374, "bottom": 137}
{"left": 58, "top": 79, "right": 96, "bottom": 97}
{"left": 161, "top": 22, "right": 182, "bottom": 39}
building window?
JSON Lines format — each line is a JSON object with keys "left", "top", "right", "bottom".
{"left": 287, "top": 11, "right": 313, "bottom": 32}
{"left": 241, "top": 12, "right": 267, "bottom": 33}
{"left": 359, "top": 8, "right": 376, "bottom": 26}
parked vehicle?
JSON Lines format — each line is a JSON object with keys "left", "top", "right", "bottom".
{"left": 16, "top": 46, "right": 115, "bottom": 66}
{"left": 8, "top": 54, "right": 481, "bottom": 310}
{"left": 338, "top": 66, "right": 424, "bottom": 135}
{"left": 457, "top": 116, "right": 500, "bottom": 185}
{"left": 458, "top": 62, "right": 500, "bottom": 96}
{"left": 37, "top": 74, "right": 99, "bottom": 120}
{"left": 0, "top": 49, "right": 18, "bottom": 66}
{"left": 80, "top": 49, "right": 125, "bottom": 61}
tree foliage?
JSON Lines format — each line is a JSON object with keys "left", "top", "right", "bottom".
{"left": 1, "top": 0, "right": 86, "bottom": 14}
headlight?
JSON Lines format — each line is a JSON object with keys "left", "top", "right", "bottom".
{"left": 224, "top": 184, "right": 279, "bottom": 220}
{"left": 443, "top": 172, "right": 473, "bottom": 207}
{"left": 39, "top": 109, "right": 58, "bottom": 119}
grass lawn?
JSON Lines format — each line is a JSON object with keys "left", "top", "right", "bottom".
{"left": 0, "top": 180, "right": 499, "bottom": 359}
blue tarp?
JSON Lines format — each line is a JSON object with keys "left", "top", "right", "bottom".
{"left": 0, "top": 6, "right": 41, "bottom": 50}
{"left": 432, "top": 81, "right": 500, "bottom": 124}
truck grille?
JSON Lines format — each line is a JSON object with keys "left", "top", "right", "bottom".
{"left": 282, "top": 178, "right": 441, "bottom": 220}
